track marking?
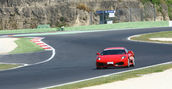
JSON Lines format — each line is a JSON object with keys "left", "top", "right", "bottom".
{"left": 0, "top": 62, "right": 28, "bottom": 72}
{"left": 30, "top": 37, "right": 53, "bottom": 50}
{"left": 41, "top": 32, "right": 172, "bottom": 89}
{"left": 0, "top": 37, "right": 56, "bottom": 71}
{"left": 1, "top": 27, "right": 171, "bottom": 88}
{"left": 40, "top": 62, "right": 172, "bottom": 89}
{"left": 27, "top": 37, "right": 56, "bottom": 65}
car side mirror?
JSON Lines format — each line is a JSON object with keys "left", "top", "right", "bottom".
{"left": 96, "top": 52, "right": 101, "bottom": 55}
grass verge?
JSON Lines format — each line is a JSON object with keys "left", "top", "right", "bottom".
{"left": 131, "top": 31, "right": 172, "bottom": 43}
{"left": 49, "top": 63, "right": 172, "bottom": 89}
{"left": 0, "top": 37, "right": 43, "bottom": 70}
{"left": 0, "top": 64, "right": 21, "bottom": 71}
{"left": 0, "top": 21, "right": 169, "bottom": 34}
{"left": 64, "top": 21, "right": 168, "bottom": 31}
{"left": 10, "top": 38, "right": 44, "bottom": 54}
{"left": 0, "top": 28, "right": 57, "bottom": 34}
{"left": 0, "top": 37, "right": 44, "bottom": 71}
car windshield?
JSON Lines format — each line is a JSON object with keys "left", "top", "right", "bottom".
{"left": 101, "top": 49, "right": 126, "bottom": 55}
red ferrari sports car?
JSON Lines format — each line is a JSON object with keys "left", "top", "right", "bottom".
{"left": 96, "top": 47, "right": 135, "bottom": 69}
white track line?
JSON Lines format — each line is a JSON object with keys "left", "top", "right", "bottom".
{"left": 41, "top": 33, "right": 172, "bottom": 89}
{"left": 40, "top": 61, "right": 172, "bottom": 89}
{"left": 28, "top": 37, "right": 56, "bottom": 66}
{"left": 30, "top": 47, "right": 55, "bottom": 66}
{"left": 0, "top": 37, "right": 56, "bottom": 71}
{"left": 0, "top": 62, "right": 28, "bottom": 72}
{"left": 2, "top": 27, "right": 171, "bottom": 88}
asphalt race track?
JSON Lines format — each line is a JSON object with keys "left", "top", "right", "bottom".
{"left": 0, "top": 27, "right": 172, "bottom": 89}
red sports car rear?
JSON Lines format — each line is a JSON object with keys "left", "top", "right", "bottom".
{"left": 96, "top": 47, "right": 135, "bottom": 69}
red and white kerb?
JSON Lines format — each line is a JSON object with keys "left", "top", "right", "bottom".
{"left": 30, "top": 37, "right": 52, "bottom": 50}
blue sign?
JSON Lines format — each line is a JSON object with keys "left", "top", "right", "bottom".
{"left": 104, "top": 10, "right": 115, "bottom": 13}
{"left": 96, "top": 10, "right": 115, "bottom": 14}
{"left": 96, "top": 11, "right": 104, "bottom": 14}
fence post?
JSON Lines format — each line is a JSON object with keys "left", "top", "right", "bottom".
{"left": 153, "top": 5, "right": 156, "bottom": 21}
{"left": 140, "top": 9, "right": 143, "bottom": 21}
{"left": 129, "top": 8, "right": 132, "bottom": 22}
{"left": 90, "top": 11, "right": 93, "bottom": 25}
{"left": 103, "top": 12, "right": 105, "bottom": 24}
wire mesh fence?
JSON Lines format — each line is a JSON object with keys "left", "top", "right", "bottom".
{"left": 114, "top": 7, "right": 157, "bottom": 23}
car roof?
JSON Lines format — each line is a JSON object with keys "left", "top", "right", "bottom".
{"left": 104, "top": 47, "right": 125, "bottom": 51}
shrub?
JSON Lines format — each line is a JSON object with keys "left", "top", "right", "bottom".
{"left": 167, "top": 0, "right": 172, "bottom": 20}
{"left": 56, "top": 22, "right": 66, "bottom": 27}
{"left": 56, "top": 17, "right": 67, "bottom": 27}
{"left": 76, "top": 3, "right": 91, "bottom": 12}
{"left": 140, "top": 0, "right": 150, "bottom": 4}
{"left": 140, "top": 0, "right": 165, "bottom": 5}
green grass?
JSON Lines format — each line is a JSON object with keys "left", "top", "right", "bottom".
{"left": 64, "top": 21, "right": 168, "bottom": 31}
{"left": 131, "top": 31, "right": 172, "bottom": 43}
{"left": 0, "top": 64, "right": 20, "bottom": 70}
{"left": 49, "top": 63, "right": 172, "bottom": 89}
{"left": 0, "top": 37, "right": 44, "bottom": 71}
{"left": 10, "top": 38, "right": 44, "bottom": 54}
{"left": 0, "top": 28, "right": 58, "bottom": 34}
{"left": 0, "top": 21, "right": 169, "bottom": 34}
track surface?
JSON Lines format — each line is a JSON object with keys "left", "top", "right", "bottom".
{"left": 0, "top": 27, "right": 172, "bottom": 89}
